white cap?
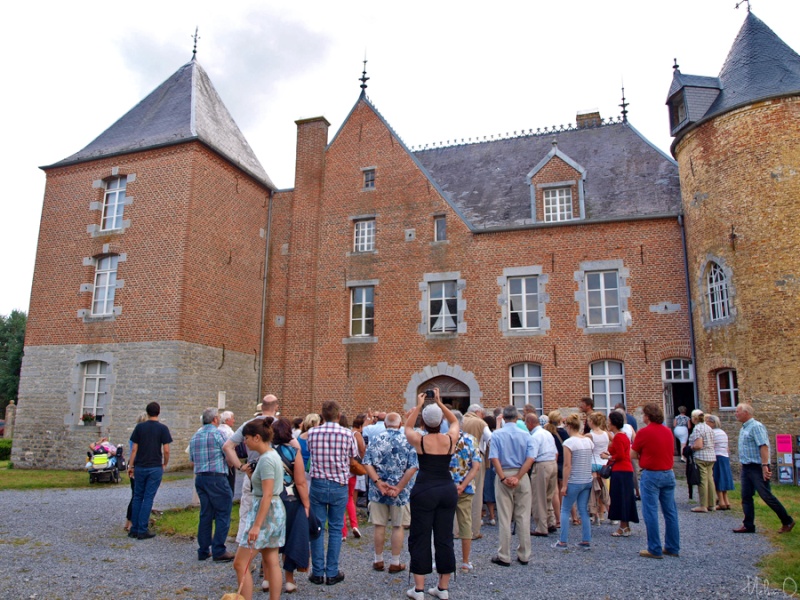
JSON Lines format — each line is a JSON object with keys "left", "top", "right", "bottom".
{"left": 422, "top": 404, "right": 443, "bottom": 428}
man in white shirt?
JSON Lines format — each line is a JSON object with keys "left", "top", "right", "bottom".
{"left": 526, "top": 414, "right": 558, "bottom": 536}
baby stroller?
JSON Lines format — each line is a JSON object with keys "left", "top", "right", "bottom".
{"left": 87, "top": 443, "right": 125, "bottom": 484}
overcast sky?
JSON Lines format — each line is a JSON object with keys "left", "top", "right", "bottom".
{"left": 2, "top": 0, "right": 799, "bottom": 317}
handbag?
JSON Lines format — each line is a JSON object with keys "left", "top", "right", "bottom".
{"left": 599, "top": 459, "right": 615, "bottom": 479}
{"left": 350, "top": 455, "right": 367, "bottom": 477}
{"left": 276, "top": 445, "right": 298, "bottom": 502}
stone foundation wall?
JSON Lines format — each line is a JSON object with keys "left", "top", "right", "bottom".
{"left": 11, "top": 341, "right": 258, "bottom": 470}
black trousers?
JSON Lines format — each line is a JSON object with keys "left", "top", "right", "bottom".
{"left": 741, "top": 464, "right": 792, "bottom": 530}
{"left": 408, "top": 479, "right": 458, "bottom": 575}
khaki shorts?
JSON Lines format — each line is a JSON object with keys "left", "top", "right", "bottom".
{"left": 369, "top": 501, "right": 411, "bottom": 527}
{"left": 455, "top": 492, "right": 473, "bottom": 539}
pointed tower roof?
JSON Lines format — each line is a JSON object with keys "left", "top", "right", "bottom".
{"left": 705, "top": 12, "right": 800, "bottom": 117}
{"left": 47, "top": 59, "right": 275, "bottom": 190}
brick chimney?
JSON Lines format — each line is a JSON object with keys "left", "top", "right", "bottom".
{"left": 576, "top": 110, "right": 601, "bottom": 129}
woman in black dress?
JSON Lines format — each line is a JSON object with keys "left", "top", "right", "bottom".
{"left": 404, "top": 390, "right": 459, "bottom": 600}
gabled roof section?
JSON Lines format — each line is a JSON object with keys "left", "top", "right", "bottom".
{"left": 667, "top": 72, "right": 721, "bottom": 100}
{"left": 47, "top": 59, "right": 275, "bottom": 190}
{"left": 415, "top": 122, "right": 680, "bottom": 230}
{"left": 328, "top": 93, "right": 476, "bottom": 229}
{"left": 705, "top": 12, "right": 800, "bottom": 118}
{"left": 527, "top": 144, "right": 586, "bottom": 181}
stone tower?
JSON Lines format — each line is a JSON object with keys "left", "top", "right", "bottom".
{"left": 668, "top": 12, "right": 800, "bottom": 447}
{"left": 12, "top": 58, "right": 274, "bottom": 468}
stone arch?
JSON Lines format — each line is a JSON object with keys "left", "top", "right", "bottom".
{"left": 404, "top": 363, "right": 482, "bottom": 409}
{"left": 654, "top": 342, "right": 692, "bottom": 363}
{"left": 506, "top": 352, "right": 550, "bottom": 368}
{"left": 586, "top": 349, "right": 625, "bottom": 363}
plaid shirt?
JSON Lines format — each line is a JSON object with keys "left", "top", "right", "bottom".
{"left": 307, "top": 422, "right": 357, "bottom": 485}
{"left": 688, "top": 422, "right": 717, "bottom": 462}
{"left": 738, "top": 418, "right": 770, "bottom": 465}
{"left": 189, "top": 424, "right": 228, "bottom": 474}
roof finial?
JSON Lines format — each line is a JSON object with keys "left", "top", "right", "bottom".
{"left": 673, "top": 58, "right": 680, "bottom": 71}
{"left": 359, "top": 54, "right": 370, "bottom": 95}
{"left": 620, "top": 83, "right": 629, "bottom": 123}
{"left": 551, "top": 136, "right": 558, "bottom": 148}
{"left": 735, "top": 0, "right": 751, "bottom": 12}
{"left": 191, "top": 26, "right": 200, "bottom": 60}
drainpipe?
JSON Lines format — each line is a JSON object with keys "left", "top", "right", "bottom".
{"left": 257, "top": 190, "right": 274, "bottom": 403}
{"left": 678, "top": 213, "right": 700, "bottom": 411}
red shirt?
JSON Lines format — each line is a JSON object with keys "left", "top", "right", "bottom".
{"left": 631, "top": 423, "right": 674, "bottom": 471}
{"left": 609, "top": 432, "right": 633, "bottom": 472}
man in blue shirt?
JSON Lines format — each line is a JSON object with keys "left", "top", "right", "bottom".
{"left": 733, "top": 403, "right": 794, "bottom": 534}
{"left": 189, "top": 408, "right": 234, "bottom": 561}
{"left": 489, "top": 405, "right": 535, "bottom": 566}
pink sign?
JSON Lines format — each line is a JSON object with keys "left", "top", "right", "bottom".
{"left": 776, "top": 434, "right": 792, "bottom": 454}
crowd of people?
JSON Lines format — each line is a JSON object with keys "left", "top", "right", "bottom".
{"left": 122, "top": 394, "right": 795, "bottom": 600}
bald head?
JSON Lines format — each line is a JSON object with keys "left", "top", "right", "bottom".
{"left": 385, "top": 412, "right": 401, "bottom": 428}
{"left": 525, "top": 413, "right": 539, "bottom": 432}
{"left": 261, "top": 394, "right": 279, "bottom": 416}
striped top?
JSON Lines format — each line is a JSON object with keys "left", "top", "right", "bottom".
{"left": 712, "top": 428, "right": 730, "bottom": 458}
{"left": 563, "top": 436, "right": 594, "bottom": 485}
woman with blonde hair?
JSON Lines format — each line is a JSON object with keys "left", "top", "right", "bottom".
{"left": 588, "top": 412, "right": 611, "bottom": 524}
{"left": 688, "top": 409, "right": 716, "bottom": 513}
{"left": 298, "top": 413, "right": 320, "bottom": 472}
{"left": 553, "top": 413, "right": 594, "bottom": 550}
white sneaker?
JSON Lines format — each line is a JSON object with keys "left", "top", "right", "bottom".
{"left": 406, "top": 588, "right": 425, "bottom": 600}
{"left": 261, "top": 579, "right": 269, "bottom": 591}
{"left": 428, "top": 587, "right": 450, "bottom": 599}
{"left": 460, "top": 562, "right": 473, "bottom": 573}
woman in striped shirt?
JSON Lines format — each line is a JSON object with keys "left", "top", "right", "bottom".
{"left": 553, "top": 413, "right": 595, "bottom": 550}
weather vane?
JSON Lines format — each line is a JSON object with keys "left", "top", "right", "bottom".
{"left": 735, "top": 0, "right": 751, "bottom": 12}
{"left": 192, "top": 26, "right": 200, "bottom": 58}
{"left": 359, "top": 54, "right": 369, "bottom": 93}
{"left": 620, "top": 84, "right": 629, "bottom": 123}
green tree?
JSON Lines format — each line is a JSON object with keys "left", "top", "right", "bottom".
{"left": 0, "top": 310, "right": 26, "bottom": 416}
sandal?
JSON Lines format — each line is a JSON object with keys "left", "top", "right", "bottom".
{"left": 611, "top": 527, "right": 631, "bottom": 537}
{"left": 572, "top": 518, "right": 581, "bottom": 525}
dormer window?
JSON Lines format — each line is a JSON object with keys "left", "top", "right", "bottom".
{"left": 543, "top": 188, "right": 573, "bottom": 222}
{"left": 669, "top": 93, "right": 687, "bottom": 130}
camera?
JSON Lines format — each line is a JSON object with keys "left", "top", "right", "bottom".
{"left": 424, "top": 389, "right": 435, "bottom": 399}
{"left": 248, "top": 461, "right": 258, "bottom": 473}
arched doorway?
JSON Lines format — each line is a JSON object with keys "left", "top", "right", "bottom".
{"left": 417, "top": 376, "right": 470, "bottom": 413}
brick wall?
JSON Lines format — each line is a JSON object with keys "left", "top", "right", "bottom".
{"left": 676, "top": 96, "right": 800, "bottom": 458}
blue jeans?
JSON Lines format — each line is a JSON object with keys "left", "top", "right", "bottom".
{"left": 309, "top": 478, "right": 349, "bottom": 577}
{"left": 639, "top": 469, "right": 680, "bottom": 556}
{"left": 131, "top": 466, "right": 163, "bottom": 535}
{"left": 559, "top": 481, "right": 592, "bottom": 544}
{"left": 195, "top": 473, "right": 233, "bottom": 558}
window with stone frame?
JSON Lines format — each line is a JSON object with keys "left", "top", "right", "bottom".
{"left": 353, "top": 219, "right": 376, "bottom": 252}
{"left": 543, "top": 187, "right": 573, "bottom": 222}
{"left": 508, "top": 275, "right": 540, "bottom": 329}
{"left": 429, "top": 280, "right": 458, "bottom": 333}
{"left": 91, "top": 255, "right": 119, "bottom": 316}
{"left": 717, "top": 369, "right": 739, "bottom": 410}
{"left": 434, "top": 216, "right": 447, "bottom": 242}
{"left": 590, "top": 360, "right": 625, "bottom": 415}
{"left": 350, "top": 286, "right": 374, "bottom": 337}
{"left": 586, "top": 270, "right": 620, "bottom": 327}
{"left": 706, "top": 262, "right": 731, "bottom": 322}
{"left": 363, "top": 168, "right": 376, "bottom": 189}
{"left": 509, "top": 363, "right": 543, "bottom": 415}
{"left": 101, "top": 176, "right": 127, "bottom": 231}
{"left": 81, "top": 361, "right": 109, "bottom": 421}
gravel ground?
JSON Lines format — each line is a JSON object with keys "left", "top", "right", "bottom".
{"left": 0, "top": 473, "right": 792, "bottom": 600}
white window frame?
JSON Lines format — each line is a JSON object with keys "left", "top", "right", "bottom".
{"left": 590, "top": 360, "right": 625, "bottom": 415}
{"left": 434, "top": 216, "right": 447, "bottom": 242}
{"left": 543, "top": 187, "right": 573, "bottom": 222}
{"left": 509, "top": 363, "right": 543, "bottom": 414}
{"left": 91, "top": 255, "right": 119, "bottom": 316}
{"left": 350, "top": 286, "right": 374, "bottom": 337}
{"left": 706, "top": 262, "right": 730, "bottom": 322}
{"left": 717, "top": 369, "right": 739, "bottom": 410}
{"left": 353, "top": 219, "right": 376, "bottom": 252}
{"left": 586, "top": 270, "right": 620, "bottom": 327}
{"left": 508, "top": 275, "right": 540, "bottom": 330}
{"left": 429, "top": 280, "right": 458, "bottom": 333}
{"left": 662, "top": 358, "right": 693, "bottom": 382}
{"left": 101, "top": 176, "right": 127, "bottom": 231}
{"left": 81, "top": 361, "right": 109, "bottom": 420}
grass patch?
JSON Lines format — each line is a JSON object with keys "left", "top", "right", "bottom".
{"left": 728, "top": 482, "right": 800, "bottom": 590}
{"left": 0, "top": 460, "right": 191, "bottom": 490}
{"left": 153, "top": 502, "right": 240, "bottom": 539}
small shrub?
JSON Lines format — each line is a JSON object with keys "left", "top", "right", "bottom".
{"left": 0, "top": 439, "right": 12, "bottom": 461}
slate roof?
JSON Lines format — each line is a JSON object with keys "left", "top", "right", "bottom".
{"left": 413, "top": 122, "right": 680, "bottom": 230}
{"left": 47, "top": 59, "right": 275, "bottom": 190}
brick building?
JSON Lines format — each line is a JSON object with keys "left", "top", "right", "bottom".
{"left": 11, "top": 12, "right": 799, "bottom": 468}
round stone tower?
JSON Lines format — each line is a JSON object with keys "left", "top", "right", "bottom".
{"left": 668, "top": 12, "right": 800, "bottom": 449}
